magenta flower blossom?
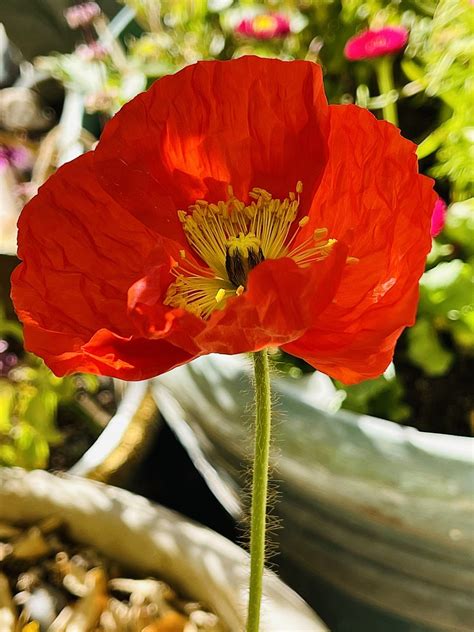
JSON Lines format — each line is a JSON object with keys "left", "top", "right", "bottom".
{"left": 344, "top": 26, "right": 409, "bottom": 61}
{"left": 0, "top": 145, "right": 32, "bottom": 171}
{"left": 64, "top": 2, "right": 101, "bottom": 29}
{"left": 236, "top": 13, "right": 291, "bottom": 40}
{"left": 430, "top": 197, "right": 447, "bottom": 237}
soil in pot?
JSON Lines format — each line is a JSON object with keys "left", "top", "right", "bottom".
{"left": 0, "top": 515, "right": 224, "bottom": 631}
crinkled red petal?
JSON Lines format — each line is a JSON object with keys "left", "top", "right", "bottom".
{"left": 128, "top": 240, "right": 348, "bottom": 355}
{"left": 82, "top": 330, "right": 196, "bottom": 380}
{"left": 94, "top": 57, "right": 330, "bottom": 237}
{"left": 283, "top": 105, "right": 436, "bottom": 383}
{"left": 11, "top": 152, "right": 197, "bottom": 378}
{"left": 11, "top": 61, "right": 435, "bottom": 383}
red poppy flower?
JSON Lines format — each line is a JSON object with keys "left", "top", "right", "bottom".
{"left": 11, "top": 57, "right": 435, "bottom": 384}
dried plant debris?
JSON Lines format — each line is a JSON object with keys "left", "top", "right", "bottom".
{"left": 0, "top": 519, "right": 225, "bottom": 632}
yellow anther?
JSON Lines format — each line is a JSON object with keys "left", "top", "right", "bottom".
{"left": 314, "top": 227, "right": 328, "bottom": 242}
{"left": 166, "top": 181, "right": 349, "bottom": 320}
{"left": 215, "top": 288, "right": 226, "bottom": 303}
{"left": 253, "top": 187, "right": 272, "bottom": 200}
{"left": 346, "top": 256, "right": 359, "bottom": 265}
{"left": 226, "top": 233, "right": 261, "bottom": 259}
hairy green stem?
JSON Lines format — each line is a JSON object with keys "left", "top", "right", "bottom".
{"left": 247, "top": 349, "right": 272, "bottom": 632}
{"left": 375, "top": 55, "right": 398, "bottom": 126}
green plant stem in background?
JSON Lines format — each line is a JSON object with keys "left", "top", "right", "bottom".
{"left": 247, "top": 349, "right": 272, "bottom": 632}
{"left": 375, "top": 55, "right": 398, "bottom": 126}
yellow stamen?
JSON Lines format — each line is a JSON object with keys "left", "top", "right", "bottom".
{"left": 164, "top": 275, "right": 234, "bottom": 319}
{"left": 165, "top": 182, "right": 343, "bottom": 319}
{"left": 215, "top": 288, "right": 226, "bottom": 303}
{"left": 314, "top": 227, "right": 328, "bottom": 241}
{"left": 226, "top": 233, "right": 261, "bottom": 258}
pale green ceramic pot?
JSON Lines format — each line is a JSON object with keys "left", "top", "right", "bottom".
{"left": 153, "top": 354, "right": 474, "bottom": 632}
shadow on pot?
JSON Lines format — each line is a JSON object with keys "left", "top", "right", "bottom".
{"left": 152, "top": 354, "right": 474, "bottom": 632}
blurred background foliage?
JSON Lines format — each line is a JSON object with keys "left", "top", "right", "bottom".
{"left": 0, "top": 0, "right": 472, "bottom": 463}
{"left": 0, "top": 305, "right": 101, "bottom": 468}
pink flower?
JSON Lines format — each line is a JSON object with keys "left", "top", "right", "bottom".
{"left": 64, "top": 2, "right": 100, "bottom": 29}
{"left": 0, "top": 145, "right": 32, "bottom": 171}
{"left": 430, "top": 197, "right": 447, "bottom": 237}
{"left": 75, "top": 42, "right": 109, "bottom": 61}
{"left": 236, "top": 13, "right": 291, "bottom": 40}
{"left": 344, "top": 26, "right": 409, "bottom": 61}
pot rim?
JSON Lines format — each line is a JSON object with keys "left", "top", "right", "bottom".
{"left": 0, "top": 466, "right": 326, "bottom": 632}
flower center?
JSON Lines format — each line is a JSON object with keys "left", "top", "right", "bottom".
{"left": 164, "top": 182, "right": 339, "bottom": 319}
{"left": 225, "top": 233, "right": 264, "bottom": 287}
{"left": 252, "top": 15, "right": 278, "bottom": 34}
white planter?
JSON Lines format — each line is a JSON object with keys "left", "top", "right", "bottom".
{"left": 0, "top": 467, "right": 326, "bottom": 632}
{"left": 69, "top": 380, "right": 158, "bottom": 483}
{"left": 152, "top": 354, "right": 474, "bottom": 632}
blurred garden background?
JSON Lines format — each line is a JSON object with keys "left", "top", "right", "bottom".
{"left": 1, "top": 0, "right": 472, "bottom": 468}
{"left": 0, "top": 1, "right": 473, "bottom": 630}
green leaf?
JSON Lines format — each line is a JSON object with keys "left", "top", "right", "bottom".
{"left": 407, "top": 319, "right": 454, "bottom": 376}
{"left": 14, "top": 422, "right": 49, "bottom": 469}
{"left": 24, "top": 390, "right": 61, "bottom": 443}
{"left": 0, "top": 382, "right": 14, "bottom": 433}
{"left": 401, "top": 59, "right": 425, "bottom": 82}
{"left": 0, "top": 319, "right": 24, "bottom": 342}
{"left": 444, "top": 198, "right": 474, "bottom": 254}
{"left": 420, "top": 260, "right": 473, "bottom": 314}
{"left": 0, "top": 444, "right": 16, "bottom": 467}
{"left": 450, "top": 314, "right": 474, "bottom": 349}
{"left": 416, "top": 120, "right": 452, "bottom": 159}
{"left": 337, "top": 371, "right": 410, "bottom": 422}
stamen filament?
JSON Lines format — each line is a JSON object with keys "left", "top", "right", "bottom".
{"left": 165, "top": 181, "right": 342, "bottom": 319}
